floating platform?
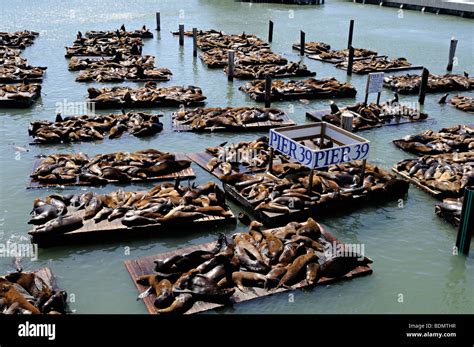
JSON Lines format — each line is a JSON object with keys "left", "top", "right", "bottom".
{"left": 391, "top": 166, "right": 443, "bottom": 198}
{"left": 306, "top": 107, "right": 428, "bottom": 132}
{"left": 172, "top": 115, "right": 296, "bottom": 132}
{"left": 124, "top": 223, "right": 372, "bottom": 315}
{"left": 27, "top": 153, "right": 195, "bottom": 189}
{"left": 29, "top": 204, "right": 236, "bottom": 248}
{"left": 336, "top": 59, "right": 423, "bottom": 74}
{"left": 0, "top": 84, "right": 41, "bottom": 108}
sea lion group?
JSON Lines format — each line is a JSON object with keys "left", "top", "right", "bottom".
{"left": 224, "top": 61, "right": 315, "bottom": 80}
{"left": 86, "top": 25, "right": 153, "bottom": 39}
{"left": 336, "top": 57, "right": 411, "bottom": 73}
{"left": 240, "top": 77, "right": 357, "bottom": 101}
{"left": 200, "top": 48, "right": 287, "bottom": 68}
{"left": 173, "top": 107, "right": 287, "bottom": 131}
{"left": 0, "top": 270, "right": 67, "bottom": 314}
{"left": 292, "top": 41, "right": 331, "bottom": 55}
{"left": 76, "top": 65, "right": 172, "bottom": 82}
{"left": 450, "top": 95, "right": 474, "bottom": 113}
{"left": 0, "top": 81, "right": 41, "bottom": 106}
{"left": 309, "top": 47, "right": 377, "bottom": 62}
{"left": 68, "top": 54, "right": 155, "bottom": 71}
{"left": 393, "top": 125, "right": 474, "bottom": 155}
{"left": 321, "top": 100, "right": 428, "bottom": 131}
{"left": 384, "top": 73, "right": 474, "bottom": 94}
{"left": 0, "top": 46, "right": 46, "bottom": 82}
{"left": 0, "top": 30, "right": 39, "bottom": 48}
{"left": 65, "top": 35, "right": 143, "bottom": 58}
{"left": 30, "top": 149, "right": 191, "bottom": 185}
{"left": 205, "top": 136, "right": 289, "bottom": 176}
{"left": 223, "top": 161, "right": 406, "bottom": 215}
{"left": 29, "top": 181, "right": 233, "bottom": 232}
{"left": 394, "top": 152, "right": 474, "bottom": 197}
{"left": 135, "top": 219, "right": 372, "bottom": 314}
{"left": 29, "top": 112, "right": 164, "bottom": 144}
{"left": 87, "top": 82, "right": 206, "bottom": 108}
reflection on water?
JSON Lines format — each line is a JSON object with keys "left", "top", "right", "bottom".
{"left": 0, "top": 0, "right": 473, "bottom": 314}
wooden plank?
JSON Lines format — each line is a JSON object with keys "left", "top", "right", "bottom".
{"left": 172, "top": 115, "right": 296, "bottom": 132}
{"left": 27, "top": 153, "right": 195, "bottom": 189}
{"left": 305, "top": 108, "right": 428, "bottom": 132}
{"left": 124, "top": 223, "right": 373, "bottom": 315}
{"left": 337, "top": 64, "right": 424, "bottom": 74}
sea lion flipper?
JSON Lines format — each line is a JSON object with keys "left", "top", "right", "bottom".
{"left": 137, "top": 286, "right": 153, "bottom": 300}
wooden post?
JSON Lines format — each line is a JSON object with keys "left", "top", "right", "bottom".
{"left": 192, "top": 28, "right": 197, "bottom": 57}
{"left": 359, "top": 159, "right": 367, "bottom": 187}
{"left": 227, "top": 50, "right": 235, "bottom": 81}
{"left": 322, "top": 0, "right": 325, "bottom": 4}
{"left": 347, "top": 19, "right": 354, "bottom": 49}
{"left": 341, "top": 112, "right": 353, "bottom": 132}
{"left": 456, "top": 187, "right": 474, "bottom": 255}
{"left": 446, "top": 38, "right": 458, "bottom": 71}
{"left": 179, "top": 24, "right": 184, "bottom": 46}
{"left": 418, "top": 68, "right": 429, "bottom": 105}
{"left": 376, "top": 92, "right": 381, "bottom": 105}
{"left": 347, "top": 46, "right": 354, "bottom": 76}
{"left": 268, "top": 147, "right": 274, "bottom": 173}
{"left": 307, "top": 168, "right": 315, "bottom": 195}
{"left": 300, "top": 31, "right": 305, "bottom": 56}
{"left": 264, "top": 74, "right": 272, "bottom": 108}
{"left": 156, "top": 12, "right": 161, "bottom": 31}
{"left": 268, "top": 20, "right": 274, "bottom": 43}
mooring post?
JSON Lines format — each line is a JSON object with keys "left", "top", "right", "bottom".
{"left": 322, "top": 0, "right": 325, "bottom": 4}
{"left": 192, "top": 28, "right": 198, "bottom": 57}
{"left": 268, "top": 20, "right": 274, "bottom": 43}
{"left": 156, "top": 12, "right": 161, "bottom": 31}
{"left": 359, "top": 159, "right": 367, "bottom": 187}
{"left": 227, "top": 50, "right": 235, "bottom": 81}
{"left": 300, "top": 30, "right": 305, "bottom": 56}
{"left": 347, "top": 46, "right": 354, "bottom": 76}
{"left": 265, "top": 74, "right": 272, "bottom": 108}
{"left": 446, "top": 37, "right": 458, "bottom": 71}
{"left": 179, "top": 24, "right": 184, "bottom": 46}
{"left": 347, "top": 19, "right": 354, "bottom": 49}
{"left": 341, "top": 111, "right": 354, "bottom": 132}
{"left": 456, "top": 187, "right": 474, "bottom": 255}
{"left": 307, "top": 168, "right": 315, "bottom": 195}
{"left": 268, "top": 147, "right": 274, "bottom": 173}
{"left": 376, "top": 92, "right": 381, "bottom": 106}
{"left": 418, "top": 67, "right": 429, "bottom": 105}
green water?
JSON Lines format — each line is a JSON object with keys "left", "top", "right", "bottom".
{"left": 0, "top": 0, "right": 473, "bottom": 313}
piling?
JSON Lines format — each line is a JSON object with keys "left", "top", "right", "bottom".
{"left": 347, "top": 46, "right": 355, "bottom": 76}
{"left": 347, "top": 20, "right": 354, "bottom": 49}
{"left": 192, "top": 28, "right": 198, "bottom": 57}
{"left": 418, "top": 68, "right": 429, "bottom": 105}
{"left": 264, "top": 74, "right": 272, "bottom": 108}
{"left": 179, "top": 24, "right": 184, "bottom": 46}
{"left": 455, "top": 187, "right": 474, "bottom": 255}
{"left": 446, "top": 38, "right": 458, "bottom": 71}
{"left": 227, "top": 50, "right": 235, "bottom": 81}
{"left": 341, "top": 112, "right": 354, "bottom": 132}
{"left": 156, "top": 12, "right": 161, "bottom": 31}
{"left": 300, "top": 31, "right": 305, "bottom": 56}
{"left": 268, "top": 20, "right": 274, "bottom": 43}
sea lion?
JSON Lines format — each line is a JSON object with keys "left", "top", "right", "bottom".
{"left": 156, "top": 293, "right": 194, "bottom": 315}
{"left": 34, "top": 215, "right": 84, "bottom": 234}
{"left": 278, "top": 250, "right": 318, "bottom": 287}
{"left": 261, "top": 230, "right": 284, "bottom": 263}
{"left": 319, "top": 256, "right": 372, "bottom": 279}
{"left": 295, "top": 218, "right": 321, "bottom": 240}
{"left": 42, "top": 290, "right": 67, "bottom": 314}
{"left": 306, "top": 263, "right": 320, "bottom": 285}
{"left": 238, "top": 212, "right": 251, "bottom": 225}
{"left": 231, "top": 271, "right": 268, "bottom": 291}
{"left": 0, "top": 279, "right": 40, "bottom": 314}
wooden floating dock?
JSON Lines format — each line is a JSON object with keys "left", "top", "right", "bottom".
{"left": 29, "top": 208, "right": 236, "bottom": 248}
{"left": 27, "top": 153, "right": 195, "bottom": 189}
{"left": 307, "top": 54, "right": 383, "bottom": 64}
{"left": 305, "top": 108, "right": 428, "bottom": 132}
{"left": 124, "top": 224, "right": 372, "bottom": 315}
{"left": 337, "top": 64, "right": 424, "bottom": 75}
{"left": 172, "top": 116, "right": 296, "bottom": 132}
{"left": 90, "top": 100, "right": 206, "bottom": 109}
{"left": 223, "top": 182, "right": 408, "bottom": 227}
{"left": 0, "top": 85, "right": 41, "bottom": 108}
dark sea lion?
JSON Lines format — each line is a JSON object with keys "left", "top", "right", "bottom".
{"left": 319, "top": 256, "right": 372, "bottom": 279}
{"left": 154, "top": 255, "right": 183, "bottom": 272}
{"left": 138, "top": 160, "right": 191, "bottom": 178}
{"left": 237, "top": 212, "right": 251, "bottom": 225}
{"left": 122, "top": 214, "right": 157, "bottom": 226}
{"left": 28, "top": 205, "right": 59, "bottom": 225}
{"left": 156, "top": 293, "right": 194, "bottom": 315}
{"left": 174, "top": 273, "right": 235, "bottom": 303}
{"left": 42, "top": 290, "right": 67, "bottom": 314}
{"left": 289, "top": 235, "right": 324, "bottom": 251}
{"left": 35, "top": 215, "right": 83, "bottom": 234}
{"left": 278, "top": 243, "right": 298, "bottom": 266}
{"left": 84, "top": 197, "right": 103, "bottom": 219}
{"left": 278, "top": 250, "right": 318, "bottom": 288}
{"left": 296, "top": 218, "right": 321, "bottom": 240}
{"left": 153, "top": 279, "right": 173, "bottom": 309}
{"left": 306, "top": 263, "right": 320, "bottom": 285}
{"left": 93, "top": 207, "right": 113, "bottom": 223}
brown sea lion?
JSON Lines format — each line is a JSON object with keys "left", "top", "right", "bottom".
{"left": 231, "top": 271, "right": 268, "bottom": 291}
{"left": 0, "top": 279, "right": 40, "bottom": 314}
{"left": 319, "top": 256, "right": 372, "bottom": 279}
{"left": 306, "top": 263, "right": 320, "bottom": 285}
{"left": 278, "top": 250, "right": 318, "bottom": 287}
